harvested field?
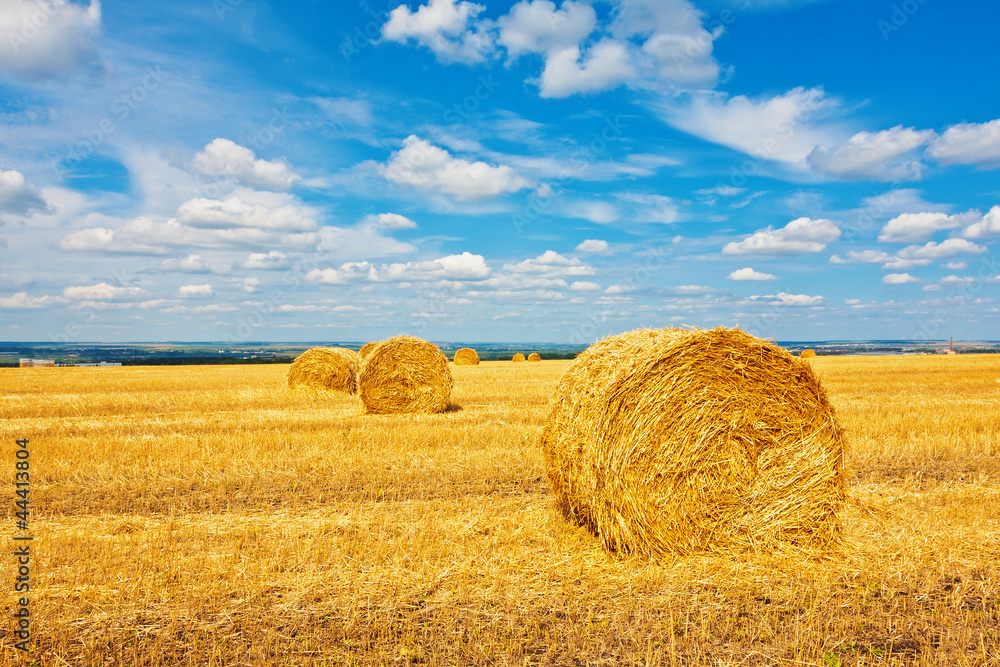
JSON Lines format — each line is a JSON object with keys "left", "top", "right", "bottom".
{"left": 1, "top": 355, "right": 998, "bottom": 665}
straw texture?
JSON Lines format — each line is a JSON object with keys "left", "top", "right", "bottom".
{"left": 540, "top": 327, "right": 846, "bottom": 557}
{"left": 286, "top": 347, "right": 360, "bottom": 394}
{"left": 512, "top": 353, "right": 526, "bottom": 362}
{"left": 453, "top": 348, "right": 480, "bottom": 365}
{"left": 800, "top": 349, "right": 817, "bottom": 358}
{"left": 527, "top": 353, "right": 542, "bottom": 362}
{"left": 358, "top": 336, "right": 454, "bottom": 414}
{"left": 359, "top": 342, "right": 380, "bottom": 361}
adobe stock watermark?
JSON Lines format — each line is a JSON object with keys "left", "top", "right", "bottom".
{"left": 716, "top": 99, "right": 828, "bottom": 194}
{"left": 912, "top": 252, "right": 1000, "bottom": 342}
{"left": 6, "top": 0, "right": 58, "bottom": 54}
{"left": 840, "top": 188, "right": 908, "bottom": 240}
{"left": 52, "top": 66, "right": 168, "bottom": 180}
{"left": 50, "top": 267, "right": 136, "bottom": 343}
{"left": 340, "top": 0, "right": 405, "bottom": 63}
{"left": 512, "top": 114, "right": 629, "bottom": 235}
{"left": 877, "top": 0, "right": 931, "bottom": 41}
{"left": 222, "top": 251, "right": 333, "bottom": 342}
{"left": 196, "top": 107, "right": 293, "bottom": 199}
{"left": 568, "top": 244, "right": 671, "bottom": 344}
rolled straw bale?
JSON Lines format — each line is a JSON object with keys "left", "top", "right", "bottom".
{"left": 800, "top": 349, "right": 817, "bottom": 358}
{"left": 358, "top": 336, "right": 453, "bottom": 414}
{"left": 359, "top": 341, "right": 380, "bottom": 361}
{"left": 512, "top": 353, "right": 526, "bottom": 362}
{"left": 527, "top": 352, "right": 542, "bottom": 362}
{"left": 540, "top": 326, "right": 846, "bottom": 557}
{"left": 454, "top": 348, "right": 480, "bottom": 365}
{"left": 287, "top": 347, "right": 360, "bottom": 394}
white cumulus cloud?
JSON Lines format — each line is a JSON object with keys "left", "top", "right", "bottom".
{"left": 896, "top": 238, "right": 987, "bottom": 260}
{"left": 878, "top": 211, "right": 971, "bottom": 243}
{"left": 308, "top": 252, "right": 491, "bottom": 284}
{"left": 158, "top": 254, "right": 229, "bottom": 274}
{"left": 575, "top": 238, "right": 609, "bottom": 254}
{"left": 750, "top": 292, "right": 824, "bottom": 306}
{"left": 381, "top": 136, "right": 530, "bottom": 200}
{"left": 178, "top": 283, "right": 213, "bottom": 298}
{"left": 883, "top": 273, "right": 919, "bottom": 285}
{"left": 0, "top": 0, "right": 102, "bottom": 79}
{"left": 243, "top": 251, "right": 287, "bottom": 270}
{"left": 191, "top": 138, "right": 300, "bottom": 191}
{"left": 497, "top": 0, "right": 596, "bottom": 59}
{"left": 381, "top": 0, "right": 493, "bottom": 64}
{"left": 63, "top": 282, "right": 145, "bottom": 301}
{"left": 723, "top": 217, "right": 840, "bottom": 255}
{"left": 728, "top": 267, "right": 778, "bottom": 281}
{"left": 962, "top": 205, "right": 1000, "bottom": 239}
{"left": 0, "top": 292, "right": 68, "bottom": 308}
{"left": 504, "top": 250, "right": 596, "bottom": 276}
{"left": 806, "top": 126, "right": 936, "bottom": 181}
{"left": 927, "top": 119, "right": 1000, "bottom": 168}
{"left": 175, "top": 193, "right": 316, "bottom": 232}
{"left": 0, "top": 170, "right": 49, "bottom": 214}
{"left": 536, "top": 39, "right": 635, "bottom": 98}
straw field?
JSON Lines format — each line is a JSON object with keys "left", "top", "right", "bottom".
{"left": 1, "top": 354, "right": 998, "bottom": 665}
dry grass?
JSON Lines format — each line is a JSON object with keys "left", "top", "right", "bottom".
{"left": 528, "top": 352, "right": 542, "bottom": 362}
{"left": 541, "top": 327, "right": 845, "bottom": 557}
{"left": 1, "top": 355, "right": 998, "bottom": 665}
{"left": 801, "top": 349, "right": 818, "bottom": 358}
{"left": 512, "top": 353, "right": 526, "bottom": 362}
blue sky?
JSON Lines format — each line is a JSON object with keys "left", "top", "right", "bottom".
{"left": 1, "top": 0, "right": 998, "bottom": 343}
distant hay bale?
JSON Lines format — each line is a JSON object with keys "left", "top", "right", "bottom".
{"left": 454, "top": 348, "right": 480, "bottom": 365}
{"left": 527, "top": 352, "right": 542, "bottom": 362}
{"left": 540, "top": 326, "right": 846, "bottom": 557}
{"left": 287, "top": 347, "right": 360, "bottom": 394}
{"left": 512, "top": 353, "right": 526, "bottom": 362}
{"left": 358, "top": 336, "right": 453, "bottom": 414}
{"left": 800, "top": 349, "right": 817, "bottom": 358}
{"left": 359, "top": 341, "right": 380, "bottom": 361}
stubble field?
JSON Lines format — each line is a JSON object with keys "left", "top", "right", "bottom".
{"left": 1, "top": 354, "right": 999, "bottom": 665}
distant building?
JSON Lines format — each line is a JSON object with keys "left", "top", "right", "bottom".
{"left": 19, "top": 359, "right": 55, "bottom": 367}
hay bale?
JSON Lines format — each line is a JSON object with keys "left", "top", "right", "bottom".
{"left": 454, "top": 348, "right": 480, "bottom": 365}
{"left": 527, "top": 352, "right": 542, "bottom": 362}
{"left": 512, "top": 353, "right": 526, "bottom": 362}
{"left": 359, "top": 341, "right": 380, "bottom": 361}
{"left": 800, "top": 349, "right": 817, "bottom": 358}
{"left": 287, "top": 347, "right": 360, "bottom": 394}
{"left": 358, "top": 336, "right": 453, "bottom": 414}
{"left": 540, "top": 326, "right": 846, "bottom": 557}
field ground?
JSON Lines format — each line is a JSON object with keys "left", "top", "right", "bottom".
{"left": 1, "top": 355, "right": 999, "bottom": 665}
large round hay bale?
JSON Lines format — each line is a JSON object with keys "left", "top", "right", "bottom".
{"left": 800, "top": 349, "right": 817, "bottom": 358}
{"left": 454, "top": 348, "right": 480, "bottom": 365}
{"left": 527, "top": 352, "right": 541, "bottom": 362}
{"left": 287, "top": 347, "right": 360, "bottom": 394}
{"left": 359, "top": 341, "right": 380, "bottom": 361}
{"left": 512, "top": 353, "right": 525, "bottom": 362}
{"left": 540, "top": 326, "right": 846, "bottom": 557}
{"left": 358, "top": 336, "right": 453, "bottom": 414}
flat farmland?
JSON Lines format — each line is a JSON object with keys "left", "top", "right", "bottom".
{"left": 1, "top": 355, "right": 998, "bottom": 665}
